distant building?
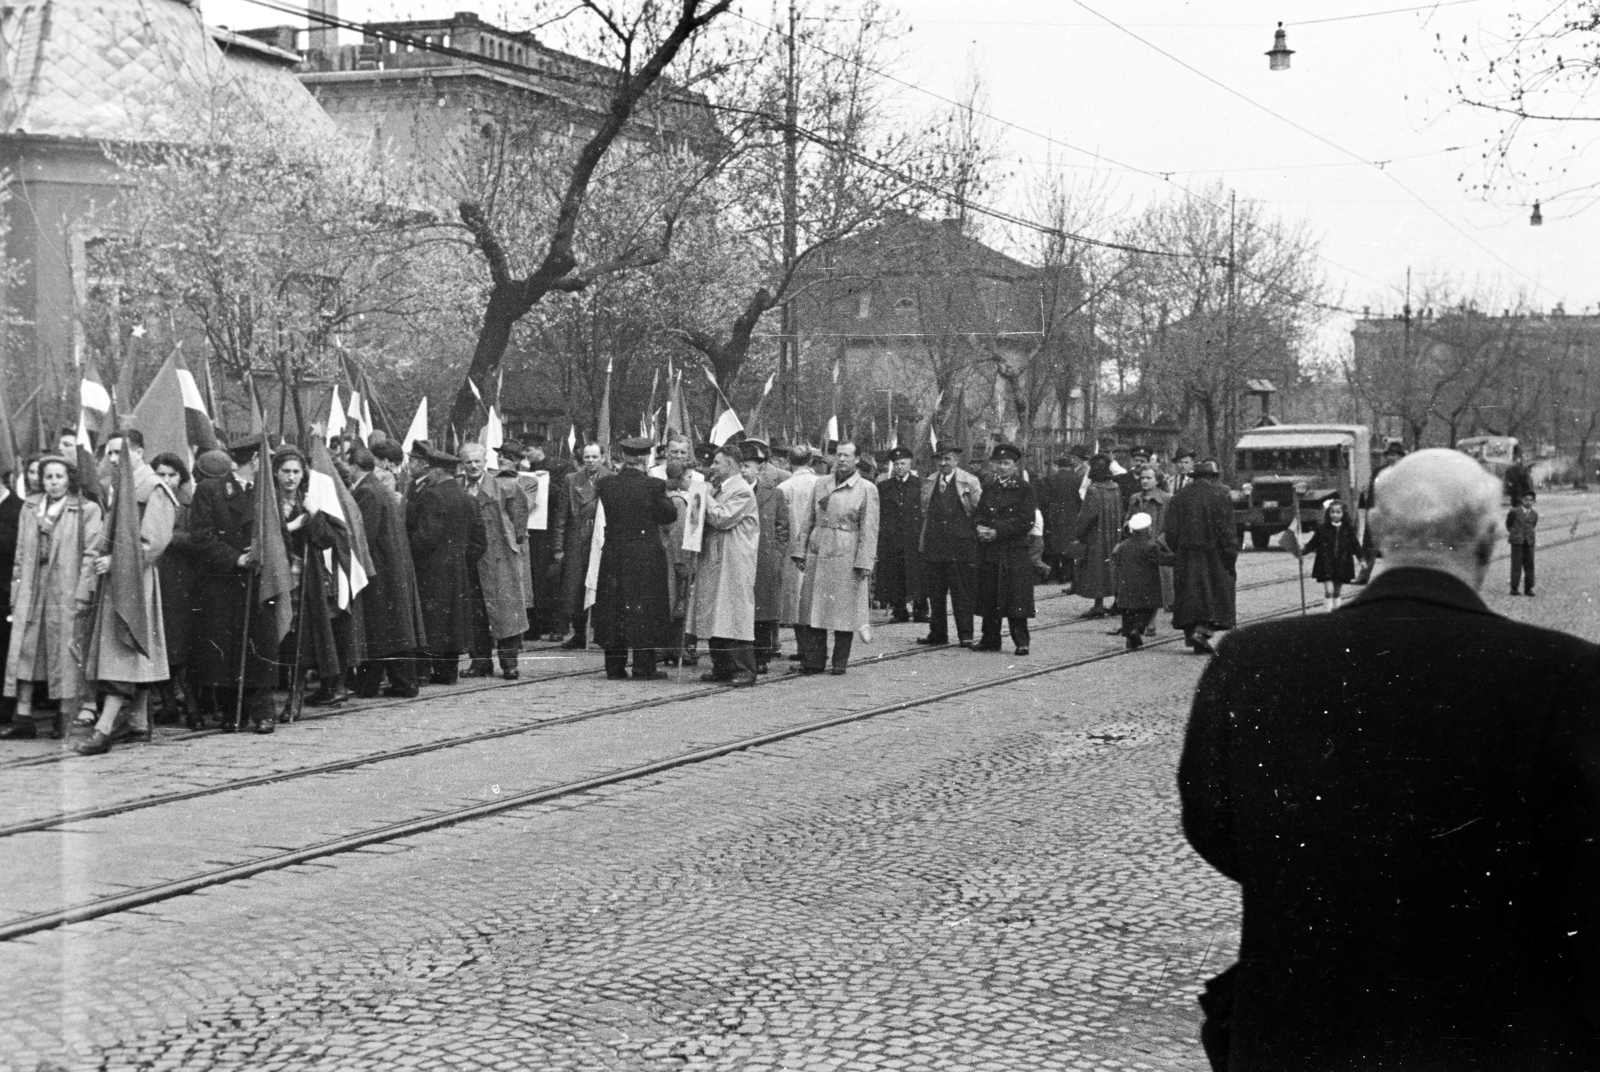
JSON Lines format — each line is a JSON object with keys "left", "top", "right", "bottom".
{"left": 795, "top": 213, "right": 1089, "bottom": 453}
{"left": 0, "top": 0, "right": 335, "bottom": 415}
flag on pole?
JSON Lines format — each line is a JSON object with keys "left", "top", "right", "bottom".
{"left": 824, "top": 414, "right": 839, "bottom": 445}
{"left": 305, "top": 435, "right": 372, "bottom": 611}
{"left": 132, "top": 349, "right": 213, "bottom": 465}
{"left": 566, "top": 423, "right": 577, "bottom": 456}
{"left": 79, "top": 359, "right": 111, "bottom": 433}
{"left": 326, "top": 384, "right": 347, "bottom": 441}
{"left": 401, "top": 396, "right": 428, "bottom": 456}
{"left": 249, "top": 386, "right": 294, "bottom": 649}
{"left": 710, "top": 405, "right": 743, "bottom": 447}
{"left": 747, "top": 372, "right": 776, "bottom": 436}
{"left": 105, "top": 433, "right": 151, "bottom": 656}
{"left": 480, "top": 406, "right": 504, "bottom": 470}
{"left": 74, "top": 409, "right": 102, "bottom": 505}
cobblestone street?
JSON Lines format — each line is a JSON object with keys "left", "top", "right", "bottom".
{"left": 3, "top": 493, "right": 1597, "bottom": 1072}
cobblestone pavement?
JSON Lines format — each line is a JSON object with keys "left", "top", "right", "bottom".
{"left": 2, "top": 492, "right": 1596, "bottom": 1072}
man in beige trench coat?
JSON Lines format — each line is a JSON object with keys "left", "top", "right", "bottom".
{"left": 689, "top": 444, "right": 760, "bottom": 687}
{"left": 792, "top": 442, "right": 880, "bottom": 675}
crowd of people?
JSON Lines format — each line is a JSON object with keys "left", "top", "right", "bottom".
{"left": 0, "top": 422, "right": 1243, "bottom": 753}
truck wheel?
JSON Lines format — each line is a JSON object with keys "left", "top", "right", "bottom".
{"left": 1250, "top": 527, "right": 1273, "bottom": 550}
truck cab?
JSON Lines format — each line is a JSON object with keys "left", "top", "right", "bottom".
{"left": 1456, "top": 435, "right": 1519, "bottom": 479}
{"left": 1232, "top": 424, "right": 1372, "bottom": 549}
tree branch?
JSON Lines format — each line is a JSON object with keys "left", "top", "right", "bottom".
{"left": 458, "top": 200, "right": 512, "bottom": 286}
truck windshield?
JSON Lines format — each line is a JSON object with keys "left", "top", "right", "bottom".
{"left": 1235, "top": 447, "right": 1341, "bottom": 471}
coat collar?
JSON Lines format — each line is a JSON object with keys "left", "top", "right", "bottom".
{"left": 1346, "top": 566, "right": 1495, "bottom": 617}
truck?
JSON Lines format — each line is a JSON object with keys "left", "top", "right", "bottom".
{"left": 1231, "top": 423, "right": 1373, "bottom": 549}
{"left": 1455, "top": 435, "right": 1519, "bottom": 480}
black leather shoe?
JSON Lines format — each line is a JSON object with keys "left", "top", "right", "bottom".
{"left": 218, "top": 720, "right": 239, "bottom": 734}
{"left": 700, "top": 671, "right": 729, "bottom": 683}
{"left": 1014, "top": 646, "right": 1029, "bottom": 656}
{"left": 108, "top": 723, "right": 152, "bottom": 744}
{"left": 75, "top": 731, "right": 113, "bottom": 755}
{"left": 1526, "top": 589, "right": 1536, "bottom": 597}
{"left": 0, "top": 721, "right": 39, "bottom": 740}
{"left": 798, "top": 667, "right": 826, "bottom": 675}
{"left": 972, "top": 640, "right": 1002, "bottom": 652}
{"left": 1125, "top": 634, "right": 1143, "bottom": 651}
{"left": 1105, "top": 626, "right": 1123, "bottom": 636}
{"left": 380, "top": 686, "right": 419, "bottom": 699}
{"left": 1190, "top": 637, "right": 1216, "bottom": 655}
{"left": 755, "top": 663, "right": 769, "bottom": 674}
{"left": 827, "top": 666, "right": 847, "bottom": 676}
{"left": 786, "top": 653, "right": 804, "bottom": 662}
{"left": 253, "top": 720, "right": 276, "bottom": 734}
{"left": 501, "top": 669, "right": 520, "bottom": 680}
{"left": 890, "top": 612, "right": 910, "bottom": 623}
{"left": 304, "top": 690, "right": 346, "bottom": 708}
{"left": 730, "top": 672, "right": 758, "bottom": 687}
{"left": 560, "top": 637, "right": 587, "bottom": 650}
{"left": 1078, "top": 607, "right": 1108, "bottom": 620}
{"left": 461, "top": 666, "right": 496, "bottom": 679}
{"left": 916, "top": 636, "right": 948, "bottom": 646}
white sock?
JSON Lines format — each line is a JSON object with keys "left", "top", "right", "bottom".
{"left": 1323, "top": 596, "right": 1334, "bottom": 612}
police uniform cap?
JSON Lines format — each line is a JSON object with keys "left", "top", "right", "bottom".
{"left": 1131, "top": 445, "right": 1152, "bottom": 459}
{"left": 694, "top": 442, "right": 718, "bottom": 463}
{"left": 422, "top": 445, "right": 459, "bottom": 468}
{"left": 739, "top": 438, "right": 771, "bottom": 462}
{"left": 1173, "top": 447, "right": 1197, "bottom": 461}
{"left": 990, "top": 442, "right": 1023, "bottom": 463}
{"left": 886, "top": 445, "right": 914, "bottom": 462}
{"left": 226, "top": 432, "right": 267, "bottom": 461}
{"left": 617, "top": 437, "right": 654, "bottom": 458}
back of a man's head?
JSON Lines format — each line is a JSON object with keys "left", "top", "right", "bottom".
{"left": 1371, "top": 448, "right": 1502, "bottom": 585}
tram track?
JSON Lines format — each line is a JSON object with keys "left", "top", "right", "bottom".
{"left": 3, "top": 508, "right": 1595, "bottom": 834}
{"left": 5, "top": 516, "right": 1599, "bottom": 942}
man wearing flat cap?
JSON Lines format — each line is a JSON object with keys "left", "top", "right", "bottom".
{"left": 973, "top": 443, "right": 1038, "bottom": 654}
{"left": 918, "top": 444, "right": 983, "bottom": 647}
{"left": 1163, "top": 456, "right": 1237, "bottom": 653}
{"left": 592, "top": 438, "right": 678, "bottom": 680}
{"left": 740, "top": 438, "right": 789, "bottom": 672}
{"left": 408, "top": 444, "right": 486, "bottom": 684}
{"left": 875, "top": 445, "right": 927, "bottom": 625}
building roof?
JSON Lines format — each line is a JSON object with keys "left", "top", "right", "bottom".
{"left": 822, "top": 213, "right": 1035, "bottom": 280}
{"left": 0, "top": 0, "right": 335, "bottom": 144}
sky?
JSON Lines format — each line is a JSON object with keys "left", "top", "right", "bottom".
{"left": 201, "top": 0, "right": 1597, "bottom": 341}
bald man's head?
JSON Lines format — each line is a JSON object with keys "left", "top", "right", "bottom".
{"left": 1371, "top": 448, "right": 1501, "bottom": 583}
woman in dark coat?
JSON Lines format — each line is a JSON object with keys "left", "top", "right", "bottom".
{"left": 407, "top": 448, "right": 487, "bottom": 685}
{"left": 1300, "top": 498, "right": 1359, "bottom": 612}
{"left": 1072, "top": 455, "right": 1123, "bottom": 617}
{"left": 150, "top": 452, "right": 202, "bottom": 727}
{"left": 973, "top": 444, "right": 1038, "bottom": 655}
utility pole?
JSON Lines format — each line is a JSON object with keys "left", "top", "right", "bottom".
{"left": 1402, "top": 265, "right": 1412, "bottom": 449}
{"left": 1223, "top": 189, "right": 1237, "bottom": 465}
{"left": 779, "top": 0, "right": 800, "bottom": 439}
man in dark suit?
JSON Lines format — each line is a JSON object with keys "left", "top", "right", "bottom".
{"left": 917, "top": 445, "right": 982, "bottom": 648}
{"left": 592, "top": 438, "right": 678, "bottom": 680}
{"left": 1179, "top": 448, "right": 1600, "bottom": 1071}
{"left": 348, "top": 447, "right": 426, "bottom": 698}
{"left": 553, "top": 442, "right": 607, "bottom": 649}
{"left": 874, "top": 445, "right": 926, "bottom": 623}
{"left": 406, "top": 444, "right": 486, "bottom": 685}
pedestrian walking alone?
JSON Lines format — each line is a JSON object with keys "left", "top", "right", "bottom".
{"left": 1507, "top": 489, "right": 1538, "bottom": 596}
{"left": 1163, "top": 458, "right": 1238, "bottom": 654}
{"left": 1298, "top": 498, "right": 1359, "bottom": 611}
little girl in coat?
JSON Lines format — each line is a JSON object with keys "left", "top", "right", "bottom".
{"left": 1299, "top": 498, "right": 1360, "bottom": 611}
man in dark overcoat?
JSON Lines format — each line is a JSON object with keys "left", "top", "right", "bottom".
{"left": 874, "top": 445, "right": 926, "bottom": 623}
{"left": 1040, "top": 448, "right": 1086, "bottom": 588}
{"left": 187, "top": 435, "right": 280, "bottom": 730}
{"left": 348, "top": 447, "right": 426, "bottom": 698}
{"left": 741, "top": 438, "right": 789, "bottom": 673}
{"left": 0, "top": 468, "right": 22, "bottom": 722}
{"left": 592, "top": 438, "right": 678, "bottom": 680}
{"left": 1179, "top": 448, "right": 1600, "bottom": 1071}
{"left": 972, "top": 443, "right": 1037, "bottom": 655}
{"left": 917, "top": 445, "right": 982, "bottom": 648}
{"left": 1162, "top": 457, "right": 1238, "bottom": 653}
{"left": 407, "top": 444, "right": 486, "bottom": 685}
{"left": 553, "top": 442, "right": 607, "bottom": 649}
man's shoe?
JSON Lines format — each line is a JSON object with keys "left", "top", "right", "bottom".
{"left": 700, "top": 671, "right": 730, "bottom": 684}
{"left": 957, "top": 639, "right": 974, "bottom": 649}
{"left": 560, "top": 637, "right": 587, "bottom": 650}
{"left": 1125, "top": 633, "right": 1143, "bottom": 651}
{"left": 1144, "top": 625, "right": 1157, "bottom": 637}
{"left": 1191, "top": 637, "right": 1216, "bottom": 655}
{"left": 380, "top": 686, "right": 419, "bottom": 699}
{"left": 827, "top": 666, "right": 847, "bottom": 676}
{"left": 74, "top": 731, "right": 113, "bottom": 756}
{"left": 916, "top": 635, "right": 948, "bottom": 646}
{"left": 1014, "top": 646, "right": 1029, "bottom": 656}
{"left": 633, "top": 670, "right": 669, "bottom": 681}
{"left": 461, "top": 666, "right": 496, "bottom": 679}
{"left": 501, "top": 669, "right": 520, "bottom": 680}
{"left": 253, "top": 720, "right": 276, "bottom": 734}
{"left": 730, "top": 672, "right": 758, "bottom": 687}
{"left": 1509, "top": 589, "right": 1520, "bottom": 596}
{"left": 1105, "top": 626, "right": 1123, "bottom": 636}
{"left": 1078, "top": 607, "right": 1107, "bottom": 620}
{"left": 755, "top": 663, "right": 769, "bottom": 674}
{"left": 304, "top": 690, "right": 346, "bottom": 708}
{"left": 890, "top": 610, "right": 910, "bottom": 623}
{"left": 0, "top": 721, "right": 38, "bottom": 740}
{"left": 1526, "top": 589, "right": 1536, "bottom": 597}
{"left": 218, "top": 720, "right": 239, "bottom": 734}
{"left": 799, "top": 667, "right": 826, "bottom": 675}
{"left": 912, "top": 610, "right": 929, "bottom": 623}
{"left": 972, "top": 639, "right": 1002, "bottom": 652}
{"left": 108, "top": 723, "right": 152, "bottom": 744}
{"left": 786, "top": 653, "right": 804, "bottom": 662}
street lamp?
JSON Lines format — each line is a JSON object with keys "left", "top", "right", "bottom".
{"left": 1266, "top": 23, "right": 1294, "bottom": 71}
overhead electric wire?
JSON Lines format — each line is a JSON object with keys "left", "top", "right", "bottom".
{"left": 1066, "top": 0, "right": 1559, "bottom": 303}
{"left": 236, "top": 0, "right": 1373, "bottom": 316}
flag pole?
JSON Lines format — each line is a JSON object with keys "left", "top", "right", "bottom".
{"left": 284, "top": 546, "right": 310, "bottom": 722}
{"left": 234, "top": 567, "right": 256, "bottom": 730}
{"left": 1296, "top": 552, "right": 1307, "bottom": 615}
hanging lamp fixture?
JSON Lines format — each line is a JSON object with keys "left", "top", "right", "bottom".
{"left": 1266, "top": 22, "right": 1294, "bottom": 71}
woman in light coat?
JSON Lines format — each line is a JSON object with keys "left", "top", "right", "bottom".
{"left": 2, "top": 456, "right": 102, "bottom": 739}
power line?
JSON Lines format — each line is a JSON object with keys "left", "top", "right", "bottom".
{"left": 1066, "top": 0, "right": 1558, "bottom": 302}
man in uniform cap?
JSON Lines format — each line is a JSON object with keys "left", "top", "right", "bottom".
{"left": 694, "top": 442, "right": 718, "bottom": 480}
{"left": 408, "top": 444, "right": 486, "bottom": 683}
{"left": 592, "top": 438, "right": 678, "bottom": 679}
{"left": 917, "top": 444, "right": 982, "bottom": 647}
{"left": 874, "top": 444, "right": 927, "bottom": 624}
{"left": 1163, "top": 457, "right": 1237, "bottom": 653}
{"left": 973, "top": 443, "right": 1038, "bottom": 654}
{"left": 740, "top": 438, "right": 789, "bottom": 672}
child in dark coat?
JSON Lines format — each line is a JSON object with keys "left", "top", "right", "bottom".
{"left": 1300, "top": 498, "right": 1359, "bottom": 612}
{"left": 1111, "top": 512, "right": 1165, "bottom": 649}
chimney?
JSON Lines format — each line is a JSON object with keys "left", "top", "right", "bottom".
{"left": 308, "top": 0, "right": 337, "bottom": 54}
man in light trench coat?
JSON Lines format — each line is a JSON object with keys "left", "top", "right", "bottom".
{"left": 689, "top": 444, "right": 760, "bottom": 687}
{"left": 792, "top": 442, "right": 880, "bottom": 675}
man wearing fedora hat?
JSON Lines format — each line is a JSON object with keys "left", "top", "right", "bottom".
{"left": 408, "top": 444, "right": 486, "bottom": 684}
{"left": 1163, "top": 456, "right": 1238, "bottom": 654}
{"left": 918, "top": 444, "right": 982, "bottom": 647}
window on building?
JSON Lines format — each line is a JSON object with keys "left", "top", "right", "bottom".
{"left": 856, "top": 292, "right": 872, "bottom": 319}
